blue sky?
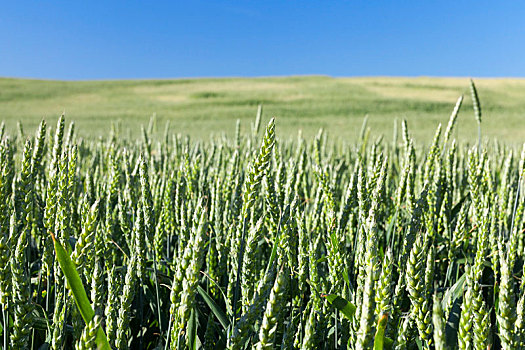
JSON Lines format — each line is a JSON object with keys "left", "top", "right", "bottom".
{"left": 1, "top": 1, "right": 524, "bottom": 80}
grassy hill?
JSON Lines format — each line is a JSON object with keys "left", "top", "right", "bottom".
{"left": 1, "top": 76, "right": 524, "bottom": 143}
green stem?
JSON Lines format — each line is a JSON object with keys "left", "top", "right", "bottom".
{"left": 232, "top": 215, "right": 249, "bottom": 324}
{"left": 164, "top": 317, "right": 172, "bottom": 350}
{"left": 152, "top": 254, "right": 163, "bottom": 333}
{"left": 478, "top": 123, "right": 481, "bottom": 155}
{"left": 3, "top": 305, "right": 7, "bottom": 350}
{"left": 45, "top": 273, "right": 50, "bottom": 313}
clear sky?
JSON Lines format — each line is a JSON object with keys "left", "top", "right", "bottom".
{"left": 2, "top": 1, "right": 524, "bottom": 80}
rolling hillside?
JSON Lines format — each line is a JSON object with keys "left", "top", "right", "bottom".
{"left": 1, "top": 76, "right": 524, "bottom": 143}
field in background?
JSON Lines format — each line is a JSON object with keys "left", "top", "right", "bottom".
{"left": 1, "top": 76, "right": 524, "bottom": 143}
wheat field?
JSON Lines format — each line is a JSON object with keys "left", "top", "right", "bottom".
{"left": 0, "top": 80, "right": 524, "bottom": 349}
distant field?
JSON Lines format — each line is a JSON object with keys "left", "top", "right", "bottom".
{"left": 1, "top": 76, "right": 524, "bottom": 143}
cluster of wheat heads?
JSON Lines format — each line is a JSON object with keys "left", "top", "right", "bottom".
{"left": 0, "top": 80, "right": 524, "bottom": 349}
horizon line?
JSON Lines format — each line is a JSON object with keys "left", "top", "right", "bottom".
{"left": 2, "top": 74, "right": 525, "bottom": 83}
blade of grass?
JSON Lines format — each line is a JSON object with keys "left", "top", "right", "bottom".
{"left": 373, "top": 313, "right": 389, "bottom": 350}
{"left": 197, "top": 286, "right": 230, "bottom": 330}
{"left": 51, "top": 232, "right": 110, "bottom": 350}
{"left": 187, "top": 308, "right": 197, "bottom": 350}
{"left": 322, "top": 294, "right": 356, "bottom": 320}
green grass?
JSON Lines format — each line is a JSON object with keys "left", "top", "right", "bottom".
{"left": 1, "top": 76, "right": 525, "bottom": 143}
